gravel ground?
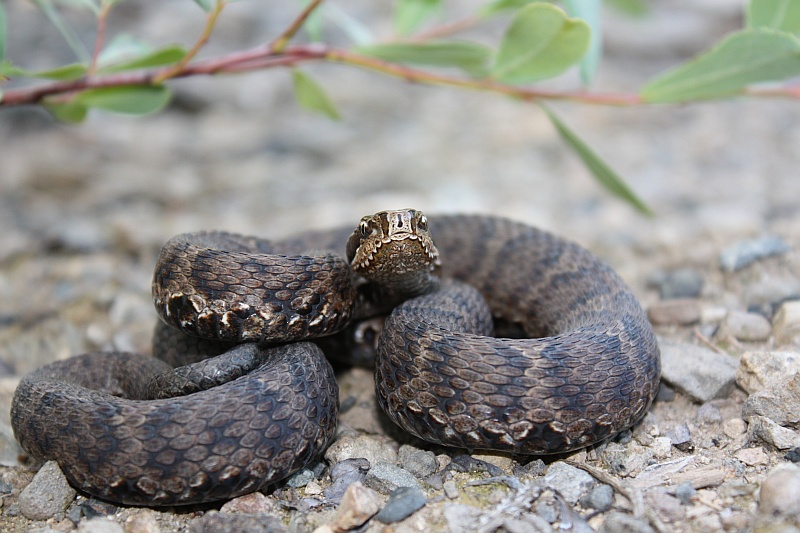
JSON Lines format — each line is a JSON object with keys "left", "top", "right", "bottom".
{"left": 1, "top": 1, "right": 800, "bottom": 532}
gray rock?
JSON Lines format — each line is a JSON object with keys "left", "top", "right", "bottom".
{"left": 718, "top": 311, "right": 772, "bottom": 342}
{"left": 443, "top": 504, "right": 480, "bottom": 533}
{"left": 773, "top": 300, "right": 800, "bottom": 346}
{"left": 0, "top": 421, "right": 22, "bottom": 467}
{"left": 365, "top": 462, "right": 421, "bottom": 494}
{"left": 600, "top": 511, "right": 655, "bottom": 533}
{"left": 189, "top": 511, "right": 287, "bottom": 533}
{"left": 743, "top": 372, "right": 800, "bottom": 426}
{"left": 747, "top": 415, "right": 800, "bottom": 450}
{"left": 398, "top": 445, "right": 437, "bottom": 479}
{"left": 674, "top": 481, "right": 697, "bottom": 505}
{"left": 76, "top": 518, "right": 124, "bottom": 533}
{"left": 647, "top": 299, "right": 701, "bottom": 326}
{"left": 324, "top": 434, "right": 398, "bottom": 466}
{"left": 736, "top": 350, "right": 800, "bottom": 394}
{"left": 328, "top": 481, "right": 380, "bottom": 531}
{"left": 655, "top": 268, "right": 705, "bottom": 299}
{"left": 582, "top": 484, "right": 614, "bottom": 511}
{"left": 542, "top": 462, "right": 595, "bottom": 505}
{"left": 696, "top": 402, "right": 722, "bottom": 424}
{"left": 758, "top": 465, "right": 800, "bottom": 518}
{"left": 667, "top": 422, "right": 693, "bottom": 452}
{"left": 284, "top": 467, "right": 315, "bottom": 488}
{"left": 18, "top": 461, "right": 77, "bottom": 521}
{"left": 719, "top": 236, "right": 791, "bottom": 272}
{"left": 375, "top": 486, "right": 426, "bottom": 523}
{"left": 443, "top": 480, "right": 459, "bottom": 499}
{"left": 324, "top": 458, "right": 370, "bottom": 503}
{"left": 660, "top": 340, "right": 738, "bottom": 402}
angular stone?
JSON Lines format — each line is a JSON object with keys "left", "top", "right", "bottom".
{"left": 719, "top": 236, "right": 790, "bottom": 272}
{"left": 660, "top": 340, "right": 737, "bottom": 402}
{"left": 747, "top": 415, "right": 800, "bottom": 450}
{"left": 18, "top": 461, "right": 76, "bottom": 521}
{"left": 773, "top": 301, "right": 800, "bottom": 346}
{"left": 743, "top": 372, "right": 800, "bottom": 427}
{"left": 736, "top": 350, "right": 800, "bottom": 394}
{"left": 365, "top": 462, "right": 421, "bottom": 494}
{"left": 543, "top": 462, "right": 595, "bottom": 505}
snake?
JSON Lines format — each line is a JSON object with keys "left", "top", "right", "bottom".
{"left": 11, "top": 210, "right": 661, "bottom": 506}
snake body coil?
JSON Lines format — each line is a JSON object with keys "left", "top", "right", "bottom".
{"left": 11, "top": 213, "right": 660, "bottom": 506}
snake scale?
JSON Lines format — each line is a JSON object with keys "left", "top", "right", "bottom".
{"left": 11, "top": 211, "right": 661, "bottom": 506}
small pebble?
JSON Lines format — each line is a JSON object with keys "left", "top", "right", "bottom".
{"left": 656, "top": 268, "right": 705, "bottom": 299}
{"left": 674, "top": 481, "right": 697, "bottom": 505}
{"left": 649, "top": 436, "right": 673, "bottom": 459}
{"left": 329, "top": 481, "right": 381, "bottom": 531}
{"left": 786, "top": 448, "right": 800, "bottom": 463}
{"left": 324, "top": 434, "right": 398, "bottom": 466}
{"left": 324, "top": 458, "right": 370, "bottom": 503}
{"left": 77, "top": 518, "right": 124, "bottom": 533}
{"left": 758, "top": 465, "right": 800, "bottom": 518}
{"left": 374, "top": 486, "right": 426, "bottom": 523}
{"left": 647, "top": 299, "right": 701, "bottom": 326}
{"left": 514, "top": 458, "right": 546, "bottom": 477}
{"left": 718, "top": 311, "right": 772, "bottom": 342}
{"left": 543, "top": 462, "right": 595, "bottom": 505}
{"left": 773, "top": 300, "right": 800, "bottom": 346}
{"left": 18, "top": 461, "right": 77, "bottom": 521}
{"left": 600, "top": 511, "right": 655, "bottom": 533}
{"left": 364, "top": 462, "right": 421, "bottom": 494}
{"left": 398, "top": 445, "right": 437, "bottom": 479}
{"left": 719, "top": 236, "right": 790, "bottom": 272}
{"left": 696, "top": 403, "right": 722, "bottom": 424}
{"left": 667, "top": 423, "right": 693, "bottom": 452}
{"left": 189, "top": 510, "right": 287, "bottom": 533}
{"left": 123, "top": 510, "right": 161, "bottom": 533}
{"left": 284, "top": 467, "right": 315, "bottom": 488}
{"left": 743, "top": 372, "right": 800, "bottom": 427}
{"left": 443, "top": 480, "right": 459, "bottom": 499}
{"left": 583, "top": 484, "right": 614, "bottom": 511}
{"left": 736, "top": 350, "right": 800, "bottom": 394}
{"left": 747, "top": 415, "right": 800, "bottom": 450}
{"left": 723, "top": 418, "right": 748, "bottom": 438}
{"left": 220, "top": 491, "right": 274, "bottom": 514}
{"left": 734, "top": 447, "right": 769, "bottom": 466}
{"left": 660, "top": 341, "right": 737, "bottom": 402}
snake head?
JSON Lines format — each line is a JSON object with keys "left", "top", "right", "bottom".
{"left": 346, "top": 209, "right": 440, "bottom": 294}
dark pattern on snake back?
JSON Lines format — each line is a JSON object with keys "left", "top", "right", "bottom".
{"left": 11, "top": 214, "right": 660, "bottom": 506}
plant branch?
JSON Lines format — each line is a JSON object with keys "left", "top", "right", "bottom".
{"left": 8, "top": 42, "right": 800, "bottom": 109}
{"left": 270, "top": 0, "right": 325, "bottom": 53}
{"left": 88, "top": 2, "right": 113, "bottom": 75}
{"left": 152, "top": 0, "right": 227, "bottom": 84}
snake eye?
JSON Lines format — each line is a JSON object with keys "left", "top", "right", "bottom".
{"left": 359, "top": 222, "right": 370, "bottom": 237}
{"left": 418, "top": 215, "right": 428, "bottom": 231}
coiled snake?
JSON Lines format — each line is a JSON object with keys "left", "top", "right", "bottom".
{"left": 11, "top": 210, "right": 660, "bottom": 506}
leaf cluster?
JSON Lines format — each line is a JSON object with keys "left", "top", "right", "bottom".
{"left": 1, "top": 0, "right": 798, "bottom": 214}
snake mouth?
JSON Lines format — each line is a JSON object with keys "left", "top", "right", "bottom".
{"left": 348, "top": 209, "right": 440, "bottom": 278}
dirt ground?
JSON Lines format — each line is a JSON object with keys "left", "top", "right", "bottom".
{"left": 1, "top": 1, "right": 799, "bottom": 532}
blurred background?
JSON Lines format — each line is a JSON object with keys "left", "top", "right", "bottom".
{"left": 0, "top": 0, "right": 798, "bottom": 383}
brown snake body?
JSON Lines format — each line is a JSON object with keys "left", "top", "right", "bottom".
{"left": 11, "top": 212, "right": 660, "bottom": 506}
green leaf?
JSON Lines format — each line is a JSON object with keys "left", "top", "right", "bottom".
{"left": 357, "top": 41, "right": 492, "bottom": 77}
{"left": 30, "top": 63, "right": 88, "bottom": 81}
{"left": 492, "top": 3, "right": 591, "bottom": 84}
{"left": 44, "top": 101, "right": 89, "bottom": 123}
{"left": 193, "top": 0, "right": 215, "bottom": 12}
{"left": 292, "top": 70, "right": 341, "bottom": 120}
{"left": 606, "top": 0, "right": 648, "bottom": 17}
{"left": 748, "top": 0, "right": 800, "bottom": 34}
{"left": 0, "top": 1, "right": 6, "bottom": 61}
{"left": 541, "top": 104, "right": 653, "bottom": 216}
{"left": 394, "top": 0, "right": 442, "bottom": 36}
{"left": 564, "top": 0, "right": 602, "bottom": 86}
{"left": 74, "top": 84, "right": 171, "bottom": 115}
{"left": 100, "top": 45, "right": 187, "bottom": 73}
{"left": 479, "top": 0, "right": 536, "bottom": 18}
{"left": 641, "top": 28, "right": 800, "bottom": 103}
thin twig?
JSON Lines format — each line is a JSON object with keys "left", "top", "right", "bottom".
{"left": 88, "top": 2, "right": 113, "bottom": 75}
{"left": 153, "top": 0, "right": 227, "bottom": 84}
{"left": 566, "top": 461, "right": 669, "bottom": 533}
{"left": 270, "top": 0, "right": 325, "bottom": 53}
{"left": 693, "top": 328, "right": 726, "bottom": 355}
